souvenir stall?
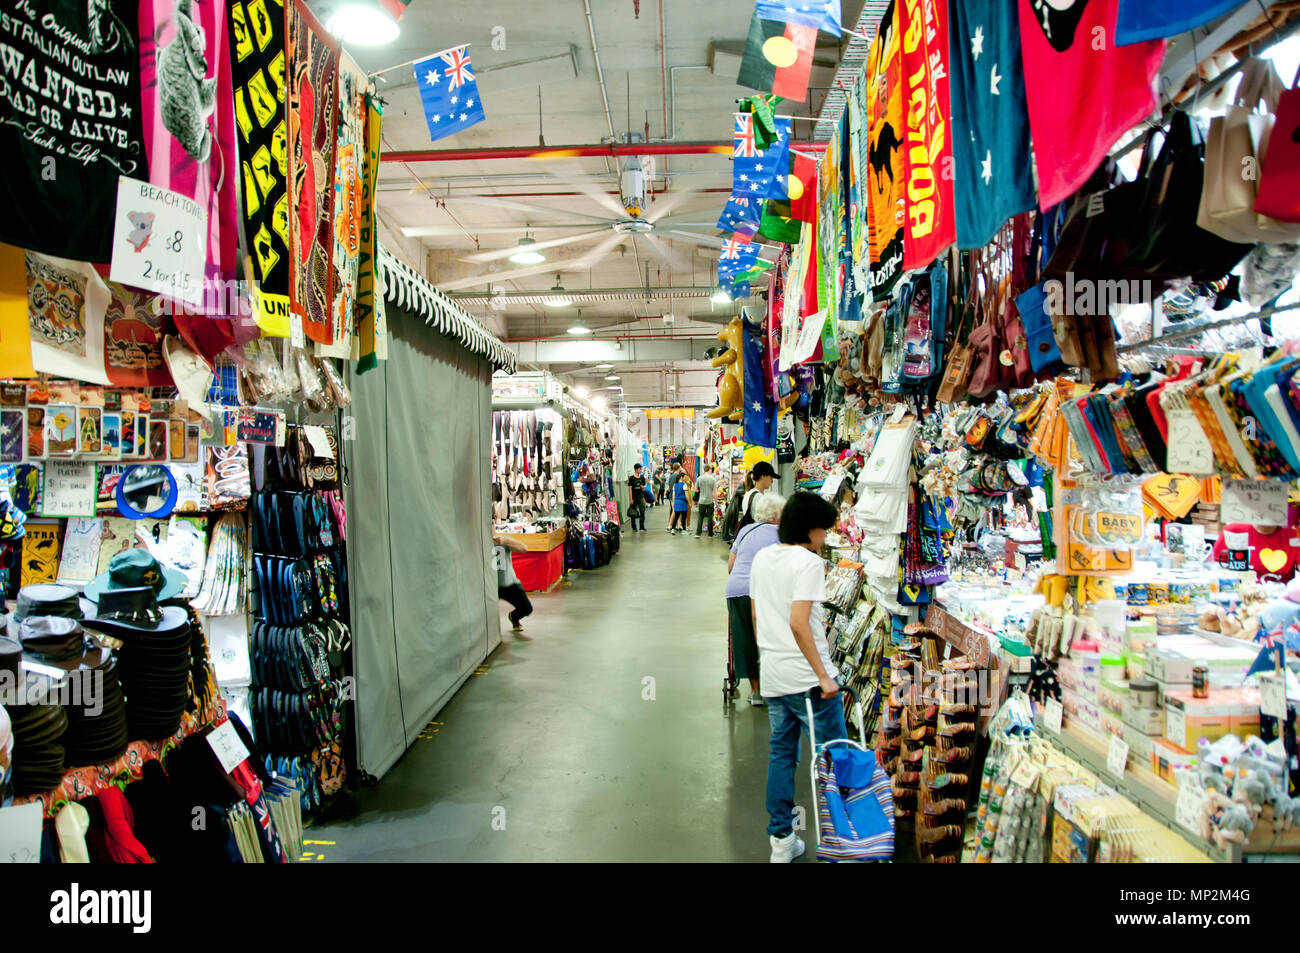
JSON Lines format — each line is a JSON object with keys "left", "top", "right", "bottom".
{"left": 706, "top": 0, "right": 1300, "bottom": 862}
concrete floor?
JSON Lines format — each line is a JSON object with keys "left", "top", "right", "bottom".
{"left": 313, "top": 504, "right": 823, "bottom": 862}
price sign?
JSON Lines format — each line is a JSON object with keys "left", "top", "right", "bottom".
{"left": 1174, "top": 771, "right": 1208, "bottom": 837}
{"left": 206, "top": 718, "right": 251, "bottom": 774}
{"left": 1165, "top": 409, "right": 1216, "bottom": 476}
{"left": 1222, "top": 478, "right": 1291, "bottom": 528}
{"left": 40, "top": 461, "right": 96, "bottom": 518}
{"left": 819, "top": 473, "right": 845, "bottom": 502}
{"left": 1009, "top": 758, "right": 1041, "bottom": 792}
{"left": 1043, "top": 698, "right": 1064, "bottom": 734}
{"left": 289, "top": 310, "right": 306, "bottom": 349}
{"left": 1260, "top": 673, "right": 1288, "bottom": 722}
{"left": 109, "top": 177, "right": 207, "bottom": 308}
{"left": 1107, "top": 735, "right": 1130, "bottom": 778}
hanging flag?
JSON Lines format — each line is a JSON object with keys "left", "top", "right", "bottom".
{"left": 1115, "top": 0, "right": 1245, "bottom": 45}
{"left": 742, "top": 312, "right": 777, "bottom": 448}
{"left": 717, "top": 193, "right": 761, "bottom": 238}
{"left": 755, "top": 0, "right": 843, "bottom": 37}
{"left": 899, "top": 0, "right": 956, "bottom": 271}
{"left": 1245, "top": 642, "right": 1285, "bottom": 680}
{"left": 740, "top": 94, "right": 784, "bottom": 150}
{"left": 865, "top": 0, "right": 906, "bottom": 301}
{"left": 719, "top": 237, "right": 761, "bottom": 279}
{"left": 737, "top": 10, "right": 818, "bottom": 102}
{"left": 1018, "top": 0, "right": 1166, "bottom": 209}
{"left": 759, "top": 200, "right": 802, "bottom": 244}
{"left": 789, "top": 152, "right": 818, "bottom": 223}
{"left": 949, "top": 0, "right": 1037, "bottom": 249}
{"left": 414, "top": 44, "right": 486, "bottom": 142}
{"left": 734, "top": 114, "right": 792, "bottom": 200}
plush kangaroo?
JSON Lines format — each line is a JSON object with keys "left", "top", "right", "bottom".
{"left": 157, "top": 0, "right": 217, "bottom": 161}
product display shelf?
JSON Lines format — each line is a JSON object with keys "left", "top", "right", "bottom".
{"left": 1035, "top": 712, "right": 1234, "bottom": 862}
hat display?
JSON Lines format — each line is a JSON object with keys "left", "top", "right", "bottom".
{"left": 84, "top": 549, "right": 188, "bottom": 604}
{"left": 83, "top": 588, "right": 193, "bottom": 740}
{"left": 7, "top": 677, "right": 67, "bottom": 794}
{"left": 0, "top": 636, "right": 20, "bottom": 697}
{"left": 7, "top": 583, "right": 82, "bottom": 639}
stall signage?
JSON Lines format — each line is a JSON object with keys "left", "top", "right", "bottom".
{"left": 233, "top": 409, "right": 286, "bottom": 447}
{"left": 646, "top": 408, "right": 695, "bottom": 419}
{"left": 109, "top": 177, "right": 208, "bottom": 308}
{"left": 1222, "top": 478, "right": 1290, "bottom": 528}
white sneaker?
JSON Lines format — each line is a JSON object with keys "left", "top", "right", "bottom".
{"left": 749, "top": 692, "right": 766, "bottom": 707}
{"left": 769, "top": 831, "right": 806, "bottom": 863}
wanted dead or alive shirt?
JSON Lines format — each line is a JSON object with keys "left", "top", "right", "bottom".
{"left": 0, "top": 0, "right": 147, "bottom": 261}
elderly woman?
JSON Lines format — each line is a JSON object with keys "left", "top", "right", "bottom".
{"left": 725, "top": 492, "right": 785, "bottom": 707}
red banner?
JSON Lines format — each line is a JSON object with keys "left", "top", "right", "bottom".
{"left": 900, "top": 0, "right": 956, "bottom": 271}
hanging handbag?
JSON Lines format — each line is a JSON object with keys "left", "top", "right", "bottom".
{"left": 1127, "top": 111, "right": 1255, "bottom": 282}
{"left": 1255, "top": 60, "right": 1300, "bottom": 224}
{"left": 1198, "top": 58, "right": 1300, "bottom": 242}
{"left": 936, "top": 253, "right": 976, "bottom": 403}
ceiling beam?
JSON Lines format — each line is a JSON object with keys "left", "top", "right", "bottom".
{"left": 382, "top": 141, "right": 827, "bottom": 164}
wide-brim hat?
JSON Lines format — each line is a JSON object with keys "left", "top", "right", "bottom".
{"left": 81, "top": 587, "right": 189, "bottom": 636}
{"left": 7, "top": 584, "right": 81, "bottom": 640}
{"left": 16, "top": 616, "right": 94, "bottom": 675}
{"left": 84, "top": 549, "right": 187, "bottom": 604}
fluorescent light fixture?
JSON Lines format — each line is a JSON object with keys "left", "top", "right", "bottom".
{"left": 594, "top": 363, "right": 614, "bottom": 369}
{"left": 566, "top": 321, "right": 591, "bottom": 335}
{"left": 604, "top": 374, "right": 620, "bottom": 381}
{"left": 574, "top": 386, "right": 590, "bottom": 397}
{"left": 711, "top": 290, "right": 732, "bottom": 304}
{"left": 324, "top": 1, "right": 399, "bottom": 45}
{"left": 592, "top": 397, "right": 607, "bottom": 411}
{"left": 509, "top": 236, "right": 546, "bottom": 265}
{"left": 543, "top": 276, "right": 572, "bottom": 307}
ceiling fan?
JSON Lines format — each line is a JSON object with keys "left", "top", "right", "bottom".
{"left": 420, "top": 152, "right": 748, "bottom": 292}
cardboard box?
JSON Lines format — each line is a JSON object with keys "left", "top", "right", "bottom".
{"left": 1163, "top": 688, "right": 1260, "bottom": 750}
{"left": 1123, "top": 703, "right": 1165, "bottom": 735}
{"left": 1149, "top": 737, "right": 1198, "bottom": 784}
{"left": 1124, "top": 725, "right": 1155, "bottom": 764}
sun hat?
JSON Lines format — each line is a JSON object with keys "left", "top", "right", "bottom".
{"left": 84, "top": 550, "right": 187, "bottom": 604}
{"left": 82, "top": 587, "right": 189, "bottom": 635}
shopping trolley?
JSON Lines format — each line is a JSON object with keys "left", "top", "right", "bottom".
{"left": 723, "top": 616, "right": 740, "bottom": 705}
{"left": 806, "top": 689, "right": 895, "bottom": 862}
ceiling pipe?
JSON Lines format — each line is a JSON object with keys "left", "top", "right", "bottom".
{"left": 382, "top": 141, "right": 810, "bottom": 163}
{"left": 582, "top": 0, "right": 617, "bottom": 176}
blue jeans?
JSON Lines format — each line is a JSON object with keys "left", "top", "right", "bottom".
{"left": 765, "top": 690, "right": 847, "bottom": 837}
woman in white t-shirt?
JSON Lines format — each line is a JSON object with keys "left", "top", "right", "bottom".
{"left": 748, "top": 491, "right": 844, "bottom": 863}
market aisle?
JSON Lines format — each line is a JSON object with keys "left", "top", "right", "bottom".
{"left": 315, "top": 504, "right": 825, "bottom": 862}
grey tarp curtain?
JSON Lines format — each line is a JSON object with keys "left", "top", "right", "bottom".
{"left": 344, "top": 307, "right": 498, "bottom": 780}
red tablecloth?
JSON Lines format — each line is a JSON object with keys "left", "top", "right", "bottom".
{"left": 512, "top": 545, "right": 563, "bottom": 592}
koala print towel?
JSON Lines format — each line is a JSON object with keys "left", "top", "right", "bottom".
{"left": 0, "top": 0, "right": 147, "bottom": 261}
{"left": 140, "top": 0, "right": 239, "bottom": 302}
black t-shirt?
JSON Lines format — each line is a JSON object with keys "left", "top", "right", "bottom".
{"left": 628, "top": 474, "right": 647, "bottom": 496}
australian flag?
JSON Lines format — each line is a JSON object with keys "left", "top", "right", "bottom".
{"left": 717, "top": 193, "right": 761, "bottom": 238}
{"left": 742, "top": 311, "right": 777, "bottom": 448}
{"left": 718, "top": 236, "right": 760, "bottom": 279}
{"left": 414, "top": 45, "right": 486, "bottom": 142}
{"left": 755, "top": 0, "right": 842, "bottom": 37}
{"left": 734, "top": 113, "right": 791, "bottom": 201}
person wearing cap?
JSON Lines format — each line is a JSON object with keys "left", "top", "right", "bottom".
{"left": 737, "top": 461, "right": 778, "bottom": 534}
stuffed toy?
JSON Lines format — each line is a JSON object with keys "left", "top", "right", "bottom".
{"left": 1233, "top": 768, "right": 1273, "bottom": 817}
{"left": 706, "top": 317, "right": 744, "bottom": 422}
{"left": 1201, "top": 790, "right": 1255, "bottom": 847}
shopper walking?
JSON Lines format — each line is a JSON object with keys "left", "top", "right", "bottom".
{"left": 748, "top": 492, "right": 843, "bottom": 862}
{"left": 627, "top": 464, "right": 648, "bottom": 533}
{"left": 693, "top": 464, "right": 718, "bottom": 538}
{"left": 736, "top": 461, "right": 777, "bottom": 534}
{"left": 726, "top": 493, "right": 784, "bottom": 705}
{"left": 669, "top": 465, "right": 692, "bottom": 534}
{"left": 492, "top": 530, "right": 533, "bottom": 631}
{"left": 721, "top": 472, "right": 752, "bottom": 542}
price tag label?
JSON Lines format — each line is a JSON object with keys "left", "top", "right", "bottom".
{"left": 1261, "top": 672, "right": 1288, "bottom": 721}
{"left": 109, "top": 176, "right": 207, "bottom": 308}
{"left": 1107, "top": 735, "right": 1130, "bottom": 778}
{"left": 206, "top": 718, "right": 251, "bottom": 774}
{"left": 1222, "top": 478, "right": 1291, "bottom": 527}
{"left": 289, "top": 311, "right": 306, "bottom": 349}
{"left": 1043, "top": 698, "right": 1063, "bottom": 734}
{"left": 1164, "top": 409, "right": 1216, "bottom": 476}
{"left": 1174, "top": 771, "right": 1208, "bottom": 837}
{"left": 1009, "top": 758, "right": 1041, "bottom": 792}
{"left": 302, "top": 425, "right": 335, "bottom": 460}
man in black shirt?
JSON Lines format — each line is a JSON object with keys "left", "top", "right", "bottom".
{"left": 627, "top": 464, "right": 648, "bottom": 532}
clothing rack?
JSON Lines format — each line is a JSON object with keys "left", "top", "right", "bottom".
{"left": 1115, "top": 300, "right": 1300, "bottom": 355}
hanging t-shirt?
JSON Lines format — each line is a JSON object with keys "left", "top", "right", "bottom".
{"left": 1018, "top": 0, "right": 1166, "bottom": 209}
{"left": 899, "top": 0, "right": 956, "bottom": 270}
{"left": 1212, "top": 523, "right": 1300, "bottom": 581}
{"left": 750, "top": 543, "right": 838, "bottom": 697}
{"left": 0, "top": 0, "right": 147, "bottom": 261}
{"left": 140, "top": 0, "right": 239, "bottom": 298}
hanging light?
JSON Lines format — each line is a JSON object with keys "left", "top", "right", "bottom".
{"left": 711, "top": 290, "right": 732, "bottom": 304}
{"left": 594, "top": 363, "right": 614, "bottom": 369}
{"left": 543, "top": 276, "right": 572, "bottom": 307}
{"left": 324, "top": 0, "right": 399, "bottom": 45}
{"left": 566, "top": 310, "right": 591, "bottom": 335}
{"left": 574, "top": 385, "right": 590, "bottom": 397}
{"left": 509, "top": 234, "right": 546, "bottom": 265}
{"left": 605, "top": 374, "right": 620, "bottom": 381}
